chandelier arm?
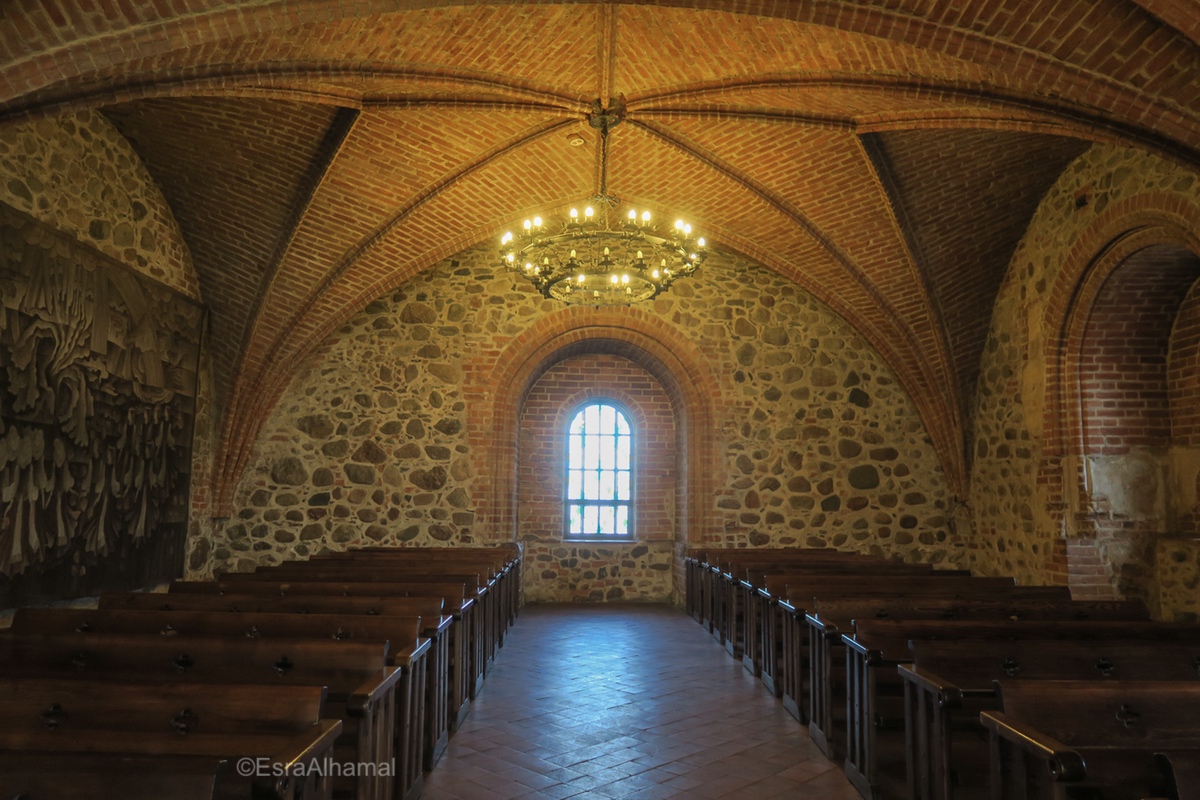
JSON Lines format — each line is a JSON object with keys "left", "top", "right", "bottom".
{"left": 499, "top": 96, "right": 707, "bottom": 307}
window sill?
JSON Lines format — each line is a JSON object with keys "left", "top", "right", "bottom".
{"left": 563, "top": 536, "right": 637, "bottom": 544}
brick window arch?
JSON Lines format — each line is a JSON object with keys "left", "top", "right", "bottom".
{"left": 565, "top": 400, "right": 634, "bottom": 540}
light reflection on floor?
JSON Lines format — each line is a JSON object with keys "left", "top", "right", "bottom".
{"left": 422, "top": 603, "right": 860, "bottom": 799}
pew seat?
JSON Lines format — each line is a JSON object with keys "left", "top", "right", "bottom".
{"left": 10, "top": 607, "right": 439, "bottom": 790}
{"left": 901, "top": 640, "right": 1200, "bottom": 800}
{"left": 0, "top": 677, "right": 342, "bottom": 800}
{"left": 982, "top": 681, "right": 1200, "bottom": 800}
{"left": 0, "top": 634, "right": 405, "bottom": 800}
{"left": 0, "top": 753, "right": 229, "bottom": 800}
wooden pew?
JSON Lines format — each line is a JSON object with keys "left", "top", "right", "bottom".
{"left": 805, "top": 584, "right": 1072, "bottom": 760}
{"left": 700, "top": 550, "right": 889, "bottom": 643}
{"left": 981, "top": 681, "right": 1200, "bottom": 800}
{"left": 311, "top": 549, "right": 518, "bottom": 639}
{"left": 685, "top": 547, "right": 851, "bottom": 632}
{"left": 0, "top": 677, "right": 341, "bottom": 800}
{"left": 811, "top": 598, "right": 1149, "bottom": 800}
{"left": 240, "top": 564, "right": 500, "bottom": 671}
{"left": 901, "top": 639, "right": 1200, "bottom": 800}
{"left": 98, "top": 590, "right": 468, "bottom": 738}
{"left": 0, "top": 754, "right": 229, "bottom": 800}
{"left": 804, "top": 591, "right": 1092, "bottom": 740}
{"left": 14, "top": 605, "right": 451, "bottom": 776}
{"left": 305, "top": 550, "right": 519, "bottom": 647}
{"left": 0, "top": 634, "right": 405, "bottom": 800}
{"left": 742, "top": 563, "right": 955, "bottom": 682}
{"left": 173, "top": 579, "right": 489, "bottom": 701}
{"left": 1160, "top": 752, "right": 1200, "bottom": 800}
{"left": 773, "top": 575, "right": 1021, "bottom": 724}
{"left": 331, "top": 544, "right": 521, "bottom": 628}
{"left": 842, "top": 619, "right": 1200, "bottom": 800}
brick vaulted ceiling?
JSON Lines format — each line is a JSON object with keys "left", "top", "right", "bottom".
{"left": 1, "top": 1, "right": 1198, "bottom": 511}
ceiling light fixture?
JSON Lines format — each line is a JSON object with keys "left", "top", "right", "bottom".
{"left": 500, "top": 97, "right": 708, "bottom": 306}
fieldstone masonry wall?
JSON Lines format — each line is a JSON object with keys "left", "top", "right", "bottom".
{"left": 0, "top": 110, "right": 197, "bottom": 299}
{"left": 195, "top": 242, "right": 959, "bottom": 590}
{"left": 969, "top": 144, "right": 1200, "bottom": 617}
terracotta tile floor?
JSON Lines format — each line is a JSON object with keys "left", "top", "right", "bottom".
{"left": 423, "top": 603, "right": 861, "bottom": 799}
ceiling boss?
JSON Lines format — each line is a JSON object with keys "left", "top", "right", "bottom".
{"left": 500, "top": 97, "right": 708, "bottom": 306}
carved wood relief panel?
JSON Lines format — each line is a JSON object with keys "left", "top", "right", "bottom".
{"left": 0, "top": 203, "right": 203, "bottom": 607}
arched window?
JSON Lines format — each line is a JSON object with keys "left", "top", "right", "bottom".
{"left": 566, "top": 401, "right": 632, "bottom": 539}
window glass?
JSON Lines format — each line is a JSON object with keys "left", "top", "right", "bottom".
{"left": 565, "top": 402, "right": 633, "bottom": 538}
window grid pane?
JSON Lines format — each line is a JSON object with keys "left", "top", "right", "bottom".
{"left": 566, "top": 402, "right": 632, "bottom": 538}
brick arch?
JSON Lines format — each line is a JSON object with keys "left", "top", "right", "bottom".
{"left": 1041, "top": 195, "right": 1200, "bottom": 461}
{"left": 555, "top": 390, "right": 650, "bottom": 438}
{"left": 1036, "top": 195, "right": 1200, "bottom": 537}
{"left": 469, "top": 306, "right": 721, "bottom": 545}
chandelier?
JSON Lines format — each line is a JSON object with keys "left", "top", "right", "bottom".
{"left": 500, "top": 99, "right": 708, "bottom": 306}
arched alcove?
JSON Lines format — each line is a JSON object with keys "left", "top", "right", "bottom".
{"left": 517, "top": 353, "right": 680, "bottom": 602}
{"left": 1054, "top": 232, "right": 1200, "bottom": 604}
{"left": 473, "top": 309, "right": 722, "bottom": 603}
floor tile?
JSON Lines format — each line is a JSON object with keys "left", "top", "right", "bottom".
{"left": 421, "top": 604, "right": 857, "bottom": 799}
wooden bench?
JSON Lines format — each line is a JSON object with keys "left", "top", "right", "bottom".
{"left": 807, "top": 591, "right": 1125, "bottom": 757}
{"left": 14, "top": 605, "right": 450, "bottom": 777}
{"left": 772, "top": 575, "right": 1021, "bottom": 725}
{"left": 730, "top": 562, "right": 942, "bottom": 668}
{"left": 685, "top": 548, "right": 859, "bottom": 632}
{"left": 0, "top": 633, "right": 405, "bottom": 800}
{"left": 327, "top": 544, "right": 521, "bottom": 627}
{"left": 240, "top": 565, "right": 500, "bottom": 671}
{"left": 981, "top": 681, "right": 1200, "bottom": 800}
{"left": 172, "top": 578, "right": 489, "bottom": 701}
{"left": 805, "top": 584, "right": 1076, "bottom": 760}
{"left": 697, "top": 550, "right": 891, "bottom": 642}
{"left": 811, "top": 598, "right": 1148, "bottom": 800}
{"left": 741, "top": 563, "right": 963, "bottom": 683}
{"left": 97, "top": 590, "right": 469, "bottom": 737}
{"left": 0, "top": 753, "right": 229, "bottom": 800}
{"left": 901, "top": 639, "right": 1200, "bottom": 800}
{"left": 841, "top": 619, "right": 1200, "bottom": 800}
{"left": 0, "top": 677, "right": 342, "bottom": 800}
{"left": 310, "top": 550, "right": 519, "bottom": 643}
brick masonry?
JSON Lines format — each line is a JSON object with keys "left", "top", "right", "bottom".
{"left": 519, "top": 354, "right": 677, "bottom": 602}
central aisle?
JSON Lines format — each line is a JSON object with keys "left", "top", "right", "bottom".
{"left": 423, "top": 604, "right": 862, "bottom": 799}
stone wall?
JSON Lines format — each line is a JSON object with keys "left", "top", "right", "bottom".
{"left": 519, "top": 354, "right": 677, "bottom": 602}
{"left": 968, "top": 144, "right": 1200, "bottom": 614}
{"left": 1155, "top": 538, "right": 1200, "bottom": 622}
{"left": 0, "top": 110, "right": 197, "bottom": 299}
{"left": 199, "top": 242, "right": 958, "bottom": 585}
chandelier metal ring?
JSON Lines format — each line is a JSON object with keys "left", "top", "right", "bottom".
{"left": 499, "top": 97, "right": 708, "bottom": 306}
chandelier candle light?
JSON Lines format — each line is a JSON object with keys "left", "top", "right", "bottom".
{"left": 500, "top": 99, "right": 708, "bottom": 306}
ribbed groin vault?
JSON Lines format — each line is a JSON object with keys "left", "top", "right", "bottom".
{"left": 1, "top": 0, "right": 1199, "bottom": 618}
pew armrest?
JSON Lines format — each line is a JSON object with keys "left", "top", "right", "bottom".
{"left": 347, "top": 667, "right": 405, "bottom": 717}
{"left": 252, "top": 719, "right": 344, "bottom": 800}
{"left": 897, "top": 664, "right": 966, "bottom": 707}
{"left": 805, "top": 612, "right": 845, "bottom": 639}
{"left": 980, "top": 711, "right": 1086, "bottom": 781}
{"left": 394, "top": 637, "right": 433, "bottom": 669}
